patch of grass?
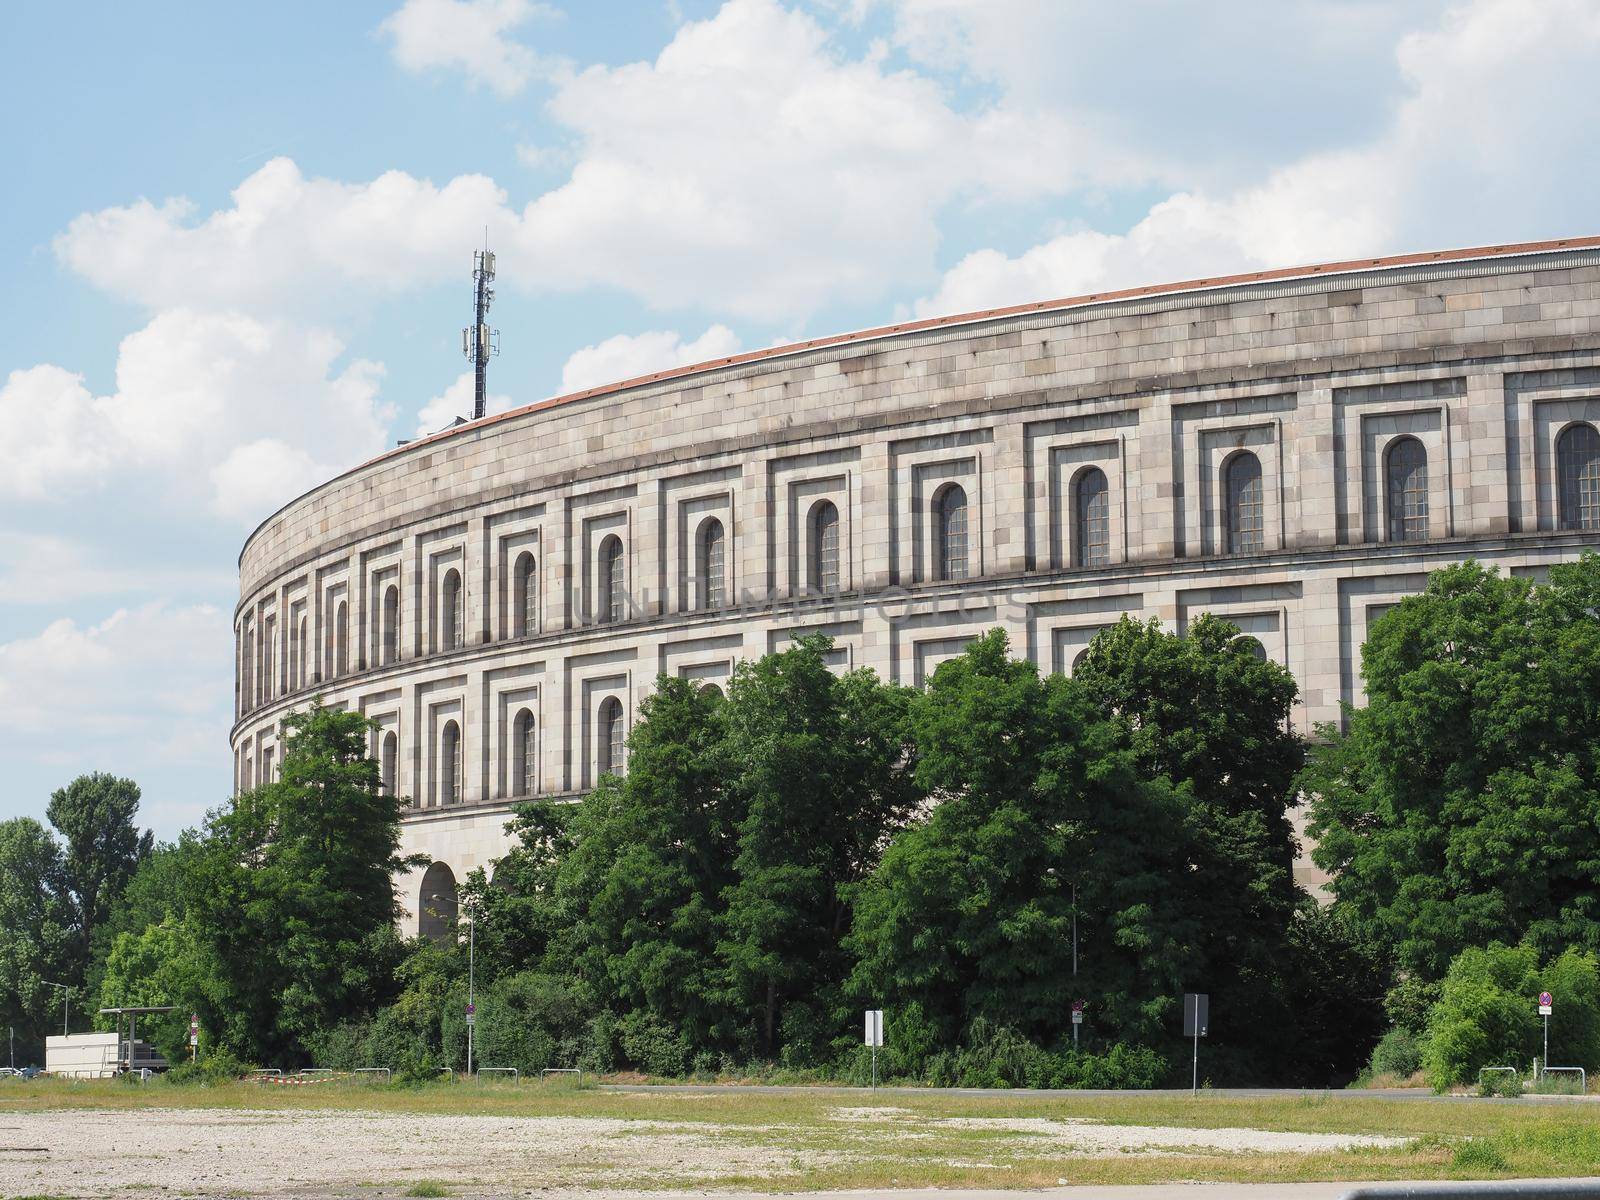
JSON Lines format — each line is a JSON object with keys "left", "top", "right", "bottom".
{"left": 1452, "top": 1139, "right": 1509, "bottom": 1171}
{"left": 404, "top": 1181, "right": 450, "bottom": 1197}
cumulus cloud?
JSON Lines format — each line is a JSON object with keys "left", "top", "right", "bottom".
{"left": 559, "top": 325, "right": 742, "bottom": 393}
{"left": 379, "top": 0, "right": 557, "bottom": 97}
{"left": 413, "top": 371, "right": 515, "bottom": 438}
{"left": 0, "top": 533, "right": 231, "bottom": 607}
{"left": 0, "top": 310, "right": 391, "bottom": 519}
{"left": 512, "top": 0, "right": 1113, "bottom": 322}
{"left": 0, "top": 603, "right": 233, "bottom": 767}
{"left": 54, "top": 158, "right": 514, "bottom": 313}
{"left": 913, "top": 0, "right": 1600, "bottom": 318}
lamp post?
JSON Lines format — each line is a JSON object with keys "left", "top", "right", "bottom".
{"left": 42, "top": 982, "right": 72, "bottom": 1038}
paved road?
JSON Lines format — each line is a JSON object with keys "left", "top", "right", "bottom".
{"left": 689, "top": 1185, "right": 1600, "bottom": 1200}
{"left": 601, "top": 1082, "right": 1597, "bottom": 1104}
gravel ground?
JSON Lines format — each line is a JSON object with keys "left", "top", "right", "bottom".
{"left": 0, "top": 1106, "right": 1405, "bottom": 1197}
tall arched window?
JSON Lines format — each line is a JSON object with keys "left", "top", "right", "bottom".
{"left": 381, "top": 730, "right": 398, "bottom": 796}
{"left": 599, "top": 536, "right": 625, "bottom": 624}
{"left": 418, "top": 861, "right": 457, "bottom": 942}
{"left": 513, "top": 708, "right": 536, "bottom": 795}
{"left": 697, "top": 518, "right": 726, "bottom": 609}
{"left": 1237, "top": 636, "right": 1268, "bottom": 662}
{"left": 288, "top": 618, "right": 299, "bottom": 691}
{"left": 334, "top": 601, "right": 348, "bottom": 676}
{"left": 810, "top": 500, "right": 840, "bottom": 595}
{"left": 241, "top": 626, "right": 254, "bottom": 711}
{"left": 1073, "top": 467, "right": 1110, "bottom": 568}
{"left": 263, "top": 617, "right": 276, "bottom": 700}
{"left": 441, "top": 569, "right": 463, "bottom": 651}
{"left": 1385, "top": 436, "right": 1429, "bottom": 543}
{"left": 599, "top": 696, "right": 625, "bottom": 776}
{"left": 296, "top": 616, "right": 307, "bottom": 689}
{"left": 440, "top": 720, "right": 461, "bottom": 805}
{"left": 382, "top": 585, "right": 399, "bottom": 665}
{"left": 1224, "top": 452, "right": 1264, "bottom": 555}
{"left": 513, "top": 552, "right": 537, "bottom": 637}
{"left": 933, "top": 483, "right": 969, "bottom": 581}
{"left": 1558, "top": 422, "right": 1600, "bottom": 531}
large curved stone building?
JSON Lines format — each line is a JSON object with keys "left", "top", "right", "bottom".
{"left": 234, "top": 238, "right": 1600, "bottom": 930}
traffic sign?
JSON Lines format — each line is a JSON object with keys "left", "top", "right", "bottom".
{"left": 1183, "top": 993, "right": 1209, "bottom": 1038}
{"left": 1071, "top": 999, "right": 1086, "bottom": 1013}
{"left": 1539, "top": 990, "right": 1553, "bottom": 1016}
{"left": 864, "top": 1009, "right": 884, "bottom": 1047}
{"left": 1071, "top": 1010, "right": 1083, "bottom": 1025}
{"left": 465, "top": 1001, "right": 476, "bottom": 1026}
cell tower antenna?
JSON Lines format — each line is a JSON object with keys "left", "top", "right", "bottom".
{"left": 462, "top": 235, "right": 499, "bottom": 420}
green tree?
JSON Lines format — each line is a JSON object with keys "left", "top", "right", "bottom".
{"left": 182, "top": 700, "right": 415, "bottom": 1061}
{"left": 96, "top": 918, "right": 206, "bottom": 1063}
{"left": 1072, "top": 614, "right": 1310, "bottom": 1076}
{"left": 1304, "top": 558, "right": 1600, "bottom": 979}
{"left": 47, "top": 773, "right": 153, "bottom": 994}
{"left": 718, "top": 636, "right": 920, "bottom": 1057}
{"left": 0, "top": 819, "right": 71, "bottom": 1062}
{"left": 848, "top": 631, "right": 1196, "bottom": 1051}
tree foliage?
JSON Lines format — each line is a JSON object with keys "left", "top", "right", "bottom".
{"left": 47, "top": 773, "right": 153, "bottom": 982}
{"left": 0, "top": 818, "right": 71, "bottom": 1061}
{"left": 1305, "top": 557, "right": 1600, "bottom": 979}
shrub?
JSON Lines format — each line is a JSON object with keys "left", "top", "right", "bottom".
{"left": 1423, "top": 943, "right": 1540, "bottom": 1091}
{"left": 1476, "top": 1070, "right": 1523, "bottom": 1098}
{"left": 1368, "top": 1027, "right": 1422, "bottom": 1080}
{"left": 1384, "top": 977, "right": 1441, "bottom": 1036}
{"left": 1453, "top": 1138, "right": 1509, "bottom": 1169}
{"left": 163, "top": 1048, "right": 247, "bottom": 1085}
{"left": 615, "top": 1011, "right": 690, "bottom": 1077}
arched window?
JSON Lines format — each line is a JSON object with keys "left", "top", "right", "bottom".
{"left": 513, "top": 709, "right": 536, "bottom": 795}
{"left": 699, "top": 682, "right": 724, "bottom": 701}
{"left": 1558, "top": 422, "right": 1600, "bottom": 531}
{"left": 513, "top": 552, "right": 537, "bottom": 637}
{"left": 240, "top": 755, "right": 252, "bottom": 793}
{"left": 1385, "top": 436, "right": 1429, "bottom": 543}
{"left": 381, "top": 730, "right": 398, "bottom": 796}
{"left": 1070, "top": 648, "right": 1089, "bottom": 675}
{"left": 241, "top": 626, "right": 254, "bottom": 710}
{"left": 382, "top": 585, "right": 399, "bottom": 665}
{"left": 418, "top": 861, "right": 457, "bottom": 942}
{"left": 1073, "top": 467, "right": 1110, "bottom": 568}
{"left": 334, "top": 601, "right": 348, "bottom": 676}
{"left": 296, "top": 616, "right": 307, "bottom": 689}
{"left": 262, "top": 617, "right": 276, "bottom": 700}
{"left": 933, "top": 483, "right": 969, "bottom": 582}
{"left": 439, "top": 720, "right": 461, "bottom": 805}
{"left": 1224, "top": 452, "right": 1264, "bottom": 555}
{"left": 599, "top": 536, "right": 625, "bottom": 624}
{"left": 441, "top": 569, "right": 462, "bottom": 651}
{"left": 598, "top": 696, "right": 625, "bottom": 776}
{"left": 288, "top": 618, "right": 299, "bottom": 691}
{"left": 697, "top": 518, "right": 726, "bottom": 610}
{"left": 810, "top": 500, "right": 840, "bottom": 595}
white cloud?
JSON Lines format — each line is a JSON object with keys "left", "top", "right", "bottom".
{"left": 379, "top": 0, "right": 556, "bottom": 98}
{"left": 913, "top": 0, "right": 1600, "bottom": 318}
{"left": 512, "top": 0, "right": 1113, "bottom": 322}
{"left": 54, "top": 157, "right": 515, "bottom": 314}
{"left": 0, "top": 533, "right": 231, "bottom": 607}
{"left": 559, "top": 324, "right": 742, "bottom": 393}
{"left": 413, "top": 371, "right": 515, "bottom": 438}
{"left": 0, "top": 310, "right": 392, "bottom": 520}
{"left": 0, "top": 603, "right": 233, "bottom": 770}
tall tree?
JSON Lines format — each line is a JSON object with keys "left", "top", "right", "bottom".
{"left": 181, "top": 701, "right": 415, "bottom": 1061}
{"left": 848, "top": 631, "right": 1196, "bottom": 1048}
{"left": 0, "top": 819, "right": 71, "bottom": 1062}
{"left": 1305, "top": 557, "right": 1600, "bottom": 980}
{"left": 47, "top": 773, "right": 152, "bottom": 987}
{"left": 718, "top": 636, "right": 920, "bottom": 1057}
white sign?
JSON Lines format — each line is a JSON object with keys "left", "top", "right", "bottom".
{"left": 1072, "top": 1010, "right": 1083, "bottom": 1025}
{"left": 864, "top": 1009, "right": 884, "bottom": 1048}
{"left": 1540, "top": 1003, "right": 1553, "bottom": 1016}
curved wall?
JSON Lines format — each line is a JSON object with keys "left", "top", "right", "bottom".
{"left": 232, "top": 239, "right": 1600, "bottom": 927}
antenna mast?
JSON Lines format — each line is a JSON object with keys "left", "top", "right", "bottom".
{"left": 462, "top": 236, "right": 499, "bottom": 420}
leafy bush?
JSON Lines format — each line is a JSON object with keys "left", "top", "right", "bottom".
{"left": 163, "top": 1048, "right": 247, "bottom": 1085}
{"left": 1477, "top": 1070, "right": 1523, "bottom": 1098}
{"left": 1384, "top": 977, "right": 1441, "bottom": 1036}
{"left": 1368, "top": 1027, "right": 1422, "bottom": 1080}
{"left": 615, "top": 1011, "right": 690, "bottom": 1077}
{"left": 1424, "top": 943, "right": 1540, "bottom": 1091}
{"left": 1453, "top": 1138, "right": 1509, "bottom": 1169}
{"left": 920, "top": 1019, "right": 1169, "bottom": 1089}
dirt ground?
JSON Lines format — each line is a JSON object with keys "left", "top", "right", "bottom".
{"left": 0, "top": 1105, "right": 1405, "bottom": 1197}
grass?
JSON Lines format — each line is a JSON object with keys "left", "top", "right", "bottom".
{"left": 404, "top": 1182, "right": 450, "bottom": 1197}
{"left": 3, "top": 1077, "right": 1598, "bottom": 1192}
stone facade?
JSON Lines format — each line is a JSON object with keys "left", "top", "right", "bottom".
{"left": 232, "top": 239, "right": 1600, "bottom": 929}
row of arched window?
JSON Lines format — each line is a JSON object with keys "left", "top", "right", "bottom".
{"left": 370, "top": 695, "right": 628, "bottom": 808}
{"left": 242, "top": 422, "right": 1600, "bottom": 712}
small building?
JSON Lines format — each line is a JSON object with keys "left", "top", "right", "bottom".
{"left": 46, "top": 1031, "right": 168, "bottom": 1078}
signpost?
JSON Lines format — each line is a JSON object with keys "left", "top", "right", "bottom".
{"left": 189, "top": 1014, "right": 199, "bottom": 1063}
{"left": 1538, "top": 991, "right": 1553, "bottom": 1076}
{"left": 1071, "top": 1000, "right": 1085, "bottom": 1047}
{"left": 1183, "top": 993, "right": 1209, "bottom": 1095}
{"left": 864, "top": 1009, "right": 884, "bottom": 1088}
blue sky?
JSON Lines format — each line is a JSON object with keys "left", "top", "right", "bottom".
{"left": 3, "top": 0, "right": 1599, "bottom": 839}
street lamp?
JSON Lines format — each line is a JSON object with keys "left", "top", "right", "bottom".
{"left": 42, "top": 982, "right": 72, "bottom": 1038}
